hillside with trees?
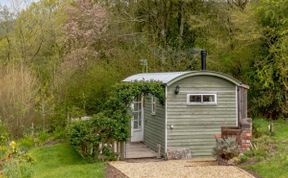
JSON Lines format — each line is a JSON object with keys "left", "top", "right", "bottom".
{"left": 0, "top": 0, "right": 286, "bottom": 137}
{"left": 0, "top": 0, "right": 287, "bottom": 177}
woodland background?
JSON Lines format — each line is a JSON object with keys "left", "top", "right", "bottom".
{"left": 0, "top": 0, "right": 287, "bottom": 137}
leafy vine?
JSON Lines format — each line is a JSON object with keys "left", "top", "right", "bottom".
{"left": 68, "top": 81, "right": 165, "bottom": 161}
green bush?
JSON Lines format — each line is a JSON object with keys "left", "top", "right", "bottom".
{"left": 101, "top": 145, "right": 118, "bottom": 161}
{"left": 67, "top": 113, "right": 119, "bottom": 161}
{"left": 248, "top": 135, "right": 277, "bottom": 161}
{"left": 0, "top": 145, "right": 8, "bottom": 159}
{"left": 252, "top": 118, "right": 270, "bottom": 138}
{"left": 18, "top": 136, "right": 35, "bottom": 152}
{"left": 2, "top": 152, "right": 34, "bottom": 178}
{"left": 0, "top": 120, "right": 9, "bottom": 145}
{"left": 68, "top": 120, "right": 91, "bottom": 156}
{"left": 37, "top": 131, "right": 50, "bottom": 144}
{"left": 213, "top": 137, "right": 240, "bottom": 160}
{"left": 67, "top": 81, "right": 165, "bottom": 161}
{"left": 0, "top": 121, "right": 9, "bottom": 159}
{"left": 52, "top": 126, "right": 66, "bottom": 140}
{"left": 239, "top": 153, "right": 249, "bottom": 163}
{"left": 3, "top": 159, "right": 33, "bottom": 178}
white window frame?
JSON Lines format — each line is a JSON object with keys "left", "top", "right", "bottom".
{"left": 132, "top": 96, "right": 143, "bottom": 130}
{"left": 151, "top": 96, "right": 156, "bottom": 115}
{"left": 187, "top": 93, "right": 217, "bottom": 105}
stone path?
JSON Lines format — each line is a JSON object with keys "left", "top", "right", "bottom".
{"left": 107, "top": 160, "right": 255, "bottom": 178}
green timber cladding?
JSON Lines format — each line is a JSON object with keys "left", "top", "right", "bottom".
{"left": 143, "top": 95, "right": 165, "bottom": 154}
{"left": 167, "top": 75, "right": 237, "bottom": 156}
{"left": 123, "top": 71, "right": 249, "bottom": 158}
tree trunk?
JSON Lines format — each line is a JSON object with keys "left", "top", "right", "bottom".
{"left": 179, "top": 1, "right": 185, "bottom": 37}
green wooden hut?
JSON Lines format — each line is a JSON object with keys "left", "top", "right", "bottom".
{"left": 122, "top": 70, "right": 249, "bottom": 159}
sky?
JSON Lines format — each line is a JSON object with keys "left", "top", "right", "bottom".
{"left": 0, "top": 0, "right": 38, "bottom": 11}
{"left": 0, "top": 0, "right": 9, "bottom": 7}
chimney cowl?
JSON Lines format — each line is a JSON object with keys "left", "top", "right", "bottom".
{"left": 201, "top": 49, "right": 207, "bottom": 71}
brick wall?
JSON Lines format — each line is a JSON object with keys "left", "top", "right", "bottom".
{"left": 221, "top": 118, "right": 252, "bottom": 152}
{"left": 239, "top": 129, "right": 252, "bottom": 152}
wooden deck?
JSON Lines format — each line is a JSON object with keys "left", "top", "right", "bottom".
{"left": 125, "top": 142, "right": 157, "bottom": 159}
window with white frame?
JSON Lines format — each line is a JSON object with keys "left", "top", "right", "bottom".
{"left": 151, "top": 96, "right": 156, "bottom": 115}
{"left": 187, "top": 94, "right": 217, "bottom": 105}
{"left": 132, "top": 95, "right": 142, "bottom": 129}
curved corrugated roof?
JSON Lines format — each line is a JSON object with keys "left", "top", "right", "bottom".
{"left": 123, "top": 71, "right": 249, "bottom": 89}
{"left": 123, "top": 71, "right": 190, "bottom": 84}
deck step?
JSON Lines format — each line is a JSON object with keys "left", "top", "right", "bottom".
{"left": 125, "top": 142, "right": 158, "bottom": 159}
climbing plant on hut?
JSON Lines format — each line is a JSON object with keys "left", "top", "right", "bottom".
{"left": 68, "top": 81, "right": 164, "bottom": 161}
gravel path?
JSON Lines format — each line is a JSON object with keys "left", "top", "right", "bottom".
{"left": 108, "top": 160, "right": 255, "bottom": 178}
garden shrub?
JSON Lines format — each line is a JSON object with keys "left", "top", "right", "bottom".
{"left": 0, "top": 145, "right": 7, "bottom": 160}
{"left": 213, "top": 137, "right": 240, "bottom": 160}
{"left": 252, "top": 118, "right": 270, "bottom": 138}
{"left": 2, "top": 158, "right": 33, "bottom": 178}
{"left": 68, "top": 119, "right": 91, "bottom": 158}
{"left": 51, "top": 126, "right": 67, "bottom": 140}
{"left": 248, "top": 135, "right": 277, "bottom": 161}
{"left": 0, "top": 120, "right": 9, "bottom": 145}
{"left": 18, "top": 136, "right": 35, "bottom": 152}
{"left": 0, "top": 121, "right": 9, "bottom": 159}
{"left": 2, "top": 140, "right": 34, "bottom": 178}
{"left": 67, "top": 81, "right": 165, "bottom": 161}
{"left": 101, "top": 145, "right": 118, "bottom": 161}
{"left": 68, "top": 113, "right": 120, "bottom": 161}
{"left": 252, "top": 121, "right": 262, "bottom": 138}
{"left": 37, "top": 131, "right": 50, "bottom": 144}
{"left": 239, "top": 153, "right": 249, "bottom": 163}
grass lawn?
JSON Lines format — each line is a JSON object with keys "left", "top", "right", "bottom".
{"left": 242, "top": 118, "right": 288, "bottom": 178}
{"left": 29, "top": 143, "right": 105, "bottom": 178}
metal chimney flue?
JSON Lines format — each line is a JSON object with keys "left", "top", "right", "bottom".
{"left": 201, "top": 49, "right": 207, "bottom": 71}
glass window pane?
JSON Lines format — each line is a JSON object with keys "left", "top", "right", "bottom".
{"left": 133, "top": 120, "right": 138, "bottom": 129}
{"left": 133, "top": 112, "right": 138, "bottom": 119}
{"left": 190, "top": 95, "right": 201, "bottom": 102}
{"left": 133, "top": 103, "right": 137, "bottom": 111}
{"left": 203, "top": 95, "right": 215, "bottom": 102}
{"left": 133, "top": 103, "right": 139, "bottom": 111}
{"left": 138, "top": 112, "right": 141, "bottom": 126}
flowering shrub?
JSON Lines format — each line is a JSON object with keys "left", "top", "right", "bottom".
{"left": 0, "top": 131, "right": 34, "bottom": 178}
{"left": 1, "top": 140, "right": 34, "bottom": 178}
{"left": 2, "top": 154, "right": 34, "bottom": 178}
{"left": 9, "top": 141, "right": 17, "bottom": 154}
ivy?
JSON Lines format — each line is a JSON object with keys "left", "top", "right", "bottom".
{"left": 68, "top": 81, "right": 165, "bottom": 161}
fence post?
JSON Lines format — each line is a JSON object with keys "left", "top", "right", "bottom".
{"left": 120, "top": 141, "right": 125, "bottom": 160}
{"left": 112, "top": 141, "right": 117, "bottom": 153}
